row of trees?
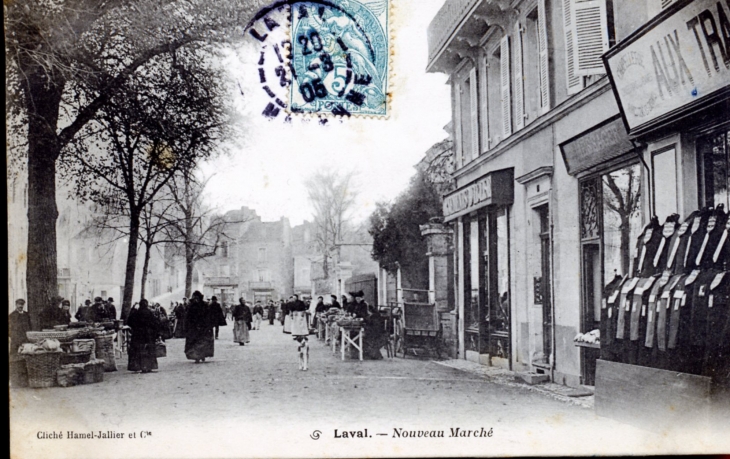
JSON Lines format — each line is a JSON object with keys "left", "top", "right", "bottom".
{"left": 6, "top": 0, "right": 266, "bottom": 327}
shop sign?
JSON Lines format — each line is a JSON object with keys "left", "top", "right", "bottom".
{"left": 560, "top": 116, "right": 635, "bottom": 176}
{"left": 604, "top": 0, "right": 730, "bottom": 134}
{"left": 443, "top": 169, "right": 514, "bottom": 221}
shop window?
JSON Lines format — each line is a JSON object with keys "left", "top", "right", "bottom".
{"left": 697, "top": 128, "right": 730, "bottom": 210}
{"left": 580, "top": 162, "right": 642, "bottom": 383}
{"left": 492, "top": 208, "right": 511, "bottom": 360}
{"left": 652, "top": 147, "right": 678, "bottom": 218}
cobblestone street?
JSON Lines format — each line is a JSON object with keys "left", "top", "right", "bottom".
{"left": 11, "top": 322, "right": 725, "bottom": 458}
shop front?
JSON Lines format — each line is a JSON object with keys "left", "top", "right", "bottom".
{"left": 583, "top": 0, "right": 730, "bottom": 427}
{"left": 444, "top": 169, "right": 514, "bottom": 366}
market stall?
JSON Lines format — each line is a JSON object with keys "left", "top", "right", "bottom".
{"left": 11, "top": 322, "right": 119, "bottom": 388}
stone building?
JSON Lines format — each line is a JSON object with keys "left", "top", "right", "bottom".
{"left": 426, "top": 0, "right": 729, "bottom": 386}
{"left": 197, "top": 207, "right": 293, "bottom": 305}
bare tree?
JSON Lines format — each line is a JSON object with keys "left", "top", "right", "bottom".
{"left": 304, "top": 170, "right": 358, "bottom": 279}
{"left": 160, "top": 172, "right": 249, "bottom": 298}
{"left": 61, "top": 48, "right": 229, "bottom": 320}
{"left": 6, "top": 0, "right": 263, "bottom": 328}
{"left": 603, "top": 166, "right": 641, "bottom": 275}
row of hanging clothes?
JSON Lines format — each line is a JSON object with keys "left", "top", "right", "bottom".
{"left": 600, "top": 205, "right": 730, "bottom": 386}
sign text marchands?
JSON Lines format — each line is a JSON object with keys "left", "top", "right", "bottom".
{"left": 443, "top": 176, "right": 493, "bottom": 217}
{"left": 442, "top": 169, "right": 514, "bottom": 220}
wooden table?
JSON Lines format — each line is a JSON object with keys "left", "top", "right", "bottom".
{"left": 339, "top": 325, "right": 363, "bottom": 361}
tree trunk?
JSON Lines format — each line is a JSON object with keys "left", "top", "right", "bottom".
{"left": 121, "top": 213, "right": 141, "bottom": 320}
{"left": 140, "top": 241, "right": 152, "bottom": 300}
{"left": 22, "top": 68, "right": 64, "bottom": 331}
{"left": 620, "top": 217, "right": 631, "bottom": 275}
{"left": 185, "top": 243, "right": 195, "bottom": 299}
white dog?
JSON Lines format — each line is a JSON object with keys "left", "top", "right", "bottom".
{"left": 297, "top": 337, "right": 309, "bottom": 371}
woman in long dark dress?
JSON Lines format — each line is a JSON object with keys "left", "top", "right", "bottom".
{"left": 184, "top": 291, "right": 215, "bottom": 363}
{"left": 172, "top": 301, "right": 187, "bottom": 338}
{"left": 363, "top": 303, "right": 387, "bottom": 360}
{"left": 127, "top": 299, "right": 160, "bottom": 373}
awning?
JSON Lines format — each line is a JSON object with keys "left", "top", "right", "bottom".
{"left": 443, "top": 168, "right": 514, "bottom": 222}
{"left": 560, "top": 116, "right": 635, "bottom": 176}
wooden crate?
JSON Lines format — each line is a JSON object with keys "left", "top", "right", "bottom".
{"left": 595, "top": 359, "right": 711, "bottom": 432}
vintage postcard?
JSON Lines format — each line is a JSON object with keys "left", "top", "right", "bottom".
{"left": 7, "top": 0, "right": 730, "bottom": 458}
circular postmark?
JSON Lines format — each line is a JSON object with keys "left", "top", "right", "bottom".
{"left": 243, "top": 0, "right": 389, "bottom": 119}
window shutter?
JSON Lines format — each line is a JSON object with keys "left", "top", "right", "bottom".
{"left": 562, "top": 0, "right": 585, "bottom": 94}
{"left": 454, "top": 82, "right": 463, "bottom": 168}
{"left": 573, "top": 0, "right": 609, "bottom": 76}
{"left": 480, "top": 58, "right": 490, "bottom": 151}
{"left": 469, "top": 67, "right": 480, "bottom": 158}
{"left": 500, "top": 35, "right": 512, "bottom": 139}
{"left": 513, "top": 22, "right": 525, "bottom": 131}
{"left": 538, "top": 0, "right": 551, "bottom": 113}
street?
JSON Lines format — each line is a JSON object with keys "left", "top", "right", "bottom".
{"left": 10, "top": 322, "right": 724, "bottom": 458}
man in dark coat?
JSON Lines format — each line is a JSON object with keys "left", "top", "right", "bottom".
{"left": 267, "top": 301, "right": 277, "bottom": 325}
{"left": 330, "top": 295, "right": 341, "bottom": 309}
{"left": 127, "top": 299, "right": 160, "bottom": 373}
{"left": 184, "top": 291, "right": 215, "bottom": 362}
{"left": 57, "top": 300, "right": 73, "bottom": 325}
{"left": 106, "top": 297, "right": 117, "bottom": 320}
{"left": 75, "top": 299, "right": 91, "bottom": 322}
{"left": 209, "top": 296, "right": 227, "bottom": 339}
{"left": 89, "top": 297, "right": 111, "bottom": 323}
{"left": 9, "top": 299, "right": 31, "bottom": 352}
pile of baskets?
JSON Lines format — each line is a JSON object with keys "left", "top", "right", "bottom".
{"left": 336, "top": 318, "right": 363, "bottom": 329}
{"left": 11, "top": 328, "right": 113, "bottom": 389}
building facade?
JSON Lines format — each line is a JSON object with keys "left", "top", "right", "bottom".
{"left": 198, "top": 207, "right": 294, "bottom": 305}
{"left": 427, "top": 0, "right": 729, "bottom": 386}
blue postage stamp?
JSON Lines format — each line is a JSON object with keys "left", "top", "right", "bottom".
{"left": 289, "top": 0, "right": 389, "bottom": 117}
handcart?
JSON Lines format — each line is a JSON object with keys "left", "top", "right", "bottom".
{"left": 400, "top": 301, "right": 441, "bottom": 358}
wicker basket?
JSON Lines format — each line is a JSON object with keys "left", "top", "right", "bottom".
{"left": 9, "top": 354, "right": 28, "bottom": 388}
{"left": 60, "top": 351, "right": 92, "bottom": 365}
{"left": 82, "top": 361, "right": 104, "bottom": 384}
{"left": 57, "top": 365, "right": 85, "bottom": 387}
{"left": 71, "top": 339, "right": 96, "bottom": 355}
{"left": 94, "top": 335, "right": 117, "bottom": 372}
{"left": 25, "top": 352, "right": 62, "bottom": 388}
{"left": 26, "top": 329, "right": 81, "bottom": 343}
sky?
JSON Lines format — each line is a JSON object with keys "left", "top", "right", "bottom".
{"left": 199, "top": 0, "right": 451, "bottom": 226}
